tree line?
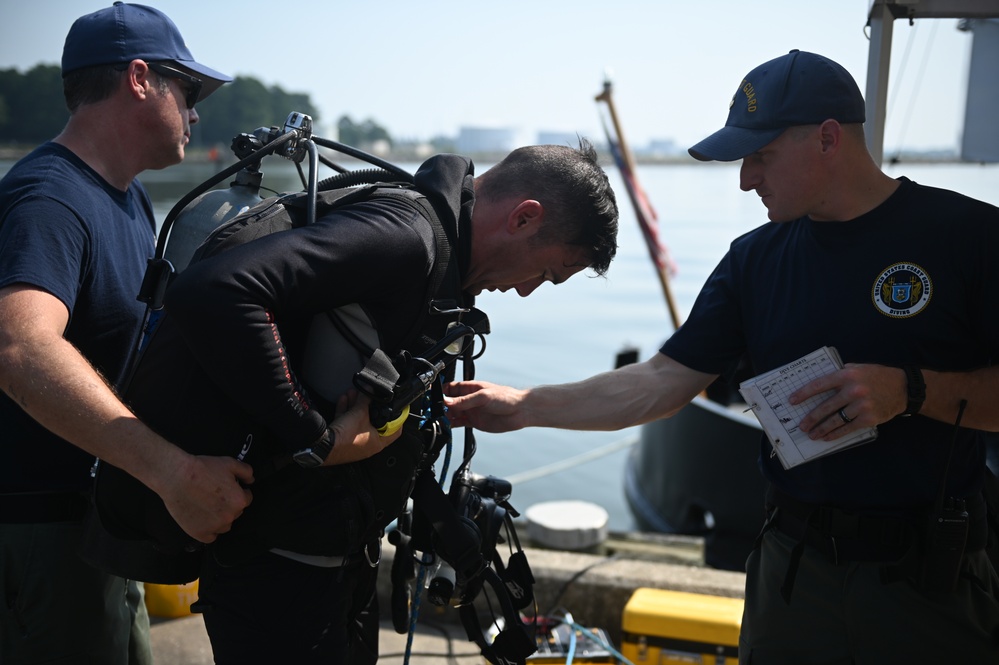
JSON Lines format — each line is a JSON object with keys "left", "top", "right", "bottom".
{"left": 0, "top": 64, "right": 392, "bottom": 150}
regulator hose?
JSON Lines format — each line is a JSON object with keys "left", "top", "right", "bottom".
{"left": 316, "top": 168, "right": 408, "bottom": 193}
{"left": 312, "top": 136, "right": 414, "bottom": 182}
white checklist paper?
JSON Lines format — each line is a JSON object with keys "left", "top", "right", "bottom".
{"left": 738, "top": 347, "right": 878, "bottom": 469}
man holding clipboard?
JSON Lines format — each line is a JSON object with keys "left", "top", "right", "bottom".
{"left": 445, "top": 50, "right": 999, "bottom": 663}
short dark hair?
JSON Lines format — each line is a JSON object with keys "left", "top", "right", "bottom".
{"left": 63, "top": 64, "right": 127, "bottom": 112}
{"left": 476, "top": 139, "right": 618, "bottom": 275}
{"left": 64, "top": 63, "right": 174, "bottom": 113}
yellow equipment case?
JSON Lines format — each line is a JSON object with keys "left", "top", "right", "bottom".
{"left": 621, "top": 588, "right": 743, "bottom": 664}
{"left": 143, "top": 580, "right": 200, "bottom": 618}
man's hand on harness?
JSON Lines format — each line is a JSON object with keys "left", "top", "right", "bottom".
{"left": 158, "top": 453, "right": 254, "bottom": 544}
{"left": 323, "top": 390, "right": 401, "bottom": 466}
{"left": 792, "top": 363, "right": 907, "bottom": 440}
{"left": 443, "top": 380, "right": 530, "bottom": 433}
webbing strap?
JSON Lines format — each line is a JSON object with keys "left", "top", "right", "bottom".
{"left": 320, "top": 188, "right": 462, "bottom": 367}
{"left": 373, "top": 191, "right": 461, "bottom": 353}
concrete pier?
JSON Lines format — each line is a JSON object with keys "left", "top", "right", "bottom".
{"left": 149, "top": 535, "right": 747, "bottom": 663}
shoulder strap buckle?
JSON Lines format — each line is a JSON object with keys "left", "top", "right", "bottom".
{"left": 429, "top": 299, "right": 470, "bottom": 316}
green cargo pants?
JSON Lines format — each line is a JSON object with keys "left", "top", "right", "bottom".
{"left": 739, "top": 527, "right": 999, "bottom": 664}
{"left": 0, "top": 520, "right": 152, "bottom": 665}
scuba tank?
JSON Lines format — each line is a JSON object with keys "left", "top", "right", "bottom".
{"left": 157, "top": 125, "right": 274, "bottom": 275}
{"left": 140, "top": 111, "right": 413, "bottom": 307}
{"left": 162, "top": 168, "right": 263, "bottom": 272}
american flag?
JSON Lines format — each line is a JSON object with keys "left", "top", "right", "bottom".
{"left": 600, "top": 115, "right": 678, "bottom": 278}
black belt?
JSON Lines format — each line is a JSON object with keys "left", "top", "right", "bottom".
{"left": 0, "top": 491, "right": 89, "bottom": 523}
{"left": 763, "top": 488, "right": 988, "bottom": 604}
{"left": 771, "top": 506, "right": 916, "bottom": 564}
{"left": 768, "top": 489, "right": 987, "bottom": 563}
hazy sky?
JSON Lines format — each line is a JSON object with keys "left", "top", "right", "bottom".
{"left": 0, "top": 1, "right": 982, "bottom": 151}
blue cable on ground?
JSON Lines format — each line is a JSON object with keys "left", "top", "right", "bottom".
{"left": 564, "top": 612, "right": 576, "bottom": 665}
{"left": 557, "top": 616, "right": 637, "bottom": 665}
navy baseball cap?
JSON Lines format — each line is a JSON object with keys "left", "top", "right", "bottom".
{"left": 688, "top": 50, "right": 865, "bottom": 162}
{"left": 61, "top": 2, "right": 231, "bottom": 101}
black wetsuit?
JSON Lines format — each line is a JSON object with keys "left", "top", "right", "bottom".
{"left": 120, "top": 154, "right": 476, "bottom": 664}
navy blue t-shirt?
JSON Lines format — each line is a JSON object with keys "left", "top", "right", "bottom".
{"left": 0, "top": 142, "right": 155, "bottom": 493}
{"left": 661, "top": 177, "right": 999, "bottom": 511}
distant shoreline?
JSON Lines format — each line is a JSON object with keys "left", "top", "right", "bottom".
{"left": 0, "top": 144, "right": 976, "bottom": 167}
{"left": 0, "top": 144, "right": 701, "bottom": 165}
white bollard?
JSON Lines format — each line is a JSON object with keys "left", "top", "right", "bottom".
{"left": 524, "top": 500, "right": 609, "bottom": 552}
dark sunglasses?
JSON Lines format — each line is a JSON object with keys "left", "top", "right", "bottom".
{"left": 147, "top": 61, "right": 203, "bottom": 109}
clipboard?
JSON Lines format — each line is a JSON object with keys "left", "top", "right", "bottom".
{"left": 738, "top": 346, "right": 878, "bottom": 469}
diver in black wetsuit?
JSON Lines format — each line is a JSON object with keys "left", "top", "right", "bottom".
{"left": 103, "top": 142, "right": 618, "bottom": 664}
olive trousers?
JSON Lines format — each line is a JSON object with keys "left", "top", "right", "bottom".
{"left": 0, "top": 520, "right": 152, "bottom": 665}
{"left": 739, "top": 527, "right": 999, "bottom": 664}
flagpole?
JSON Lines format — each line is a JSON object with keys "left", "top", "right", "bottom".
{"left": 595, "top": 78, "right": 683, "bottom": 330}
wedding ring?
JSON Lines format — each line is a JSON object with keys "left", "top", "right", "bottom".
{"left": 838, "top": 408, "right": 853, "bottom": 424}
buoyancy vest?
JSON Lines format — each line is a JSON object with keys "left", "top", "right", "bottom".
{"left": 88, "top": 177, "right": 484, "bottom": 584}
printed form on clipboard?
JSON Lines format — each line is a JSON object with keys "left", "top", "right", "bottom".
{"left": 738, "top": 346, "right": 878, "bottom": 470}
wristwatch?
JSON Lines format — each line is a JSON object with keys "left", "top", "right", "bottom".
{"left": 292, "top": 428, "right": 335, "bottom": 468}
{"left": 901, "top": 366, "right": 926, "bottom": 416}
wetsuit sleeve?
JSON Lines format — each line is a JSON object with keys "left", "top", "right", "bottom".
{"left": 163, "top": 197, "right": 431, "bottom": 451}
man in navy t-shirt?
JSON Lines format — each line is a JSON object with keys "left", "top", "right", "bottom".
{"left": 0, "top": 4, "right": 253, "bottom": 664}
{"left": 445, "top": 50, "right": 999, "bottom": 663}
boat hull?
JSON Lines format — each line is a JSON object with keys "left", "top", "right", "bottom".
{"left": 624, "top": 395, "right": 766, "bottom": 571}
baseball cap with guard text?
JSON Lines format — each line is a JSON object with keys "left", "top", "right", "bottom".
{"left": 688, "top": 50, "right": 865, "bottom": 162}
{"left": 61, "top": 2, "right": 231, "bottom": 102}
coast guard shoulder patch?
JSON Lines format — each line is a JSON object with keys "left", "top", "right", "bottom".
{"left": 872, "top": 262, "right": 931, "bottom": 318}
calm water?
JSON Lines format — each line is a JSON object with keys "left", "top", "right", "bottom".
{"left": 453, "top": 159, "right": 999, "bottom": 531}
{"left": 3, "top": 155, "right": 996, "bottom": 531}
